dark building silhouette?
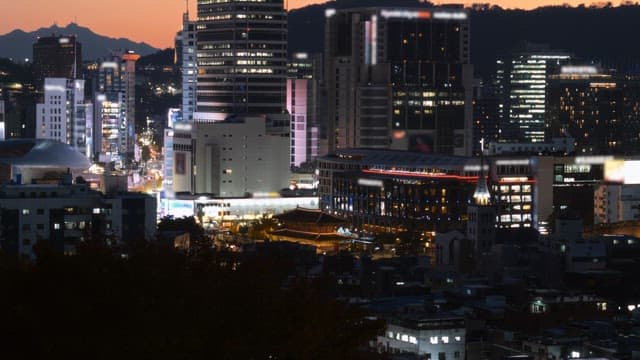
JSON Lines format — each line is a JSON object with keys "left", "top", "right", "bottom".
{"left": 472, "top": 95, "right": 500, "bottom": 155}
{"left": 547, "top": 66, "right": 640, "bottom": 155}
{"left": 32, "top": 35, "right": 82, "bottom": 87}
{"left": 324, "top": 5, "right": 473, "bottom": 155}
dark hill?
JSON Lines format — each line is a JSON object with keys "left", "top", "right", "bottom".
{"left": 288, "top": 2, "right": 640, "bottom": 78}
{"left": 0, "top": 23, "right": 159, "bottom": 62}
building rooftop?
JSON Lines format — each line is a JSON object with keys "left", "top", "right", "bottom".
{"left": 274, "top": 207, "right": 348, "bottom": 225}
{"left": 0, "top": 139, "right": 90, "bottom": 169}
{"left": 322, "top": 148, "right": 476, "bottom": 170}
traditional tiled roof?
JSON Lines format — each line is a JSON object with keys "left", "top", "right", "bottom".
{"left": 274, "top": 207, "right": 348, "bottom": 225}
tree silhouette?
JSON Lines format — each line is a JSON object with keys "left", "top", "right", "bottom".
{"left": 0, "top": 243, "right": 386, "bottom": 359}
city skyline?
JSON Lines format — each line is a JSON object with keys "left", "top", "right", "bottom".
{"left": 0, "top": 0, "right": 620, "bottom": 49}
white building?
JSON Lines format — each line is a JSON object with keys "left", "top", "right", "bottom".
{"left": 594, "top": 183, "right": 640, "bottom": 224}
{"left": 171, "top": 122, "right": 194, "bottom": 194}
{"left": 176, "top": 12, "right": 197, "bottom": 122}
{"left": 188, "top": 115, "right": 291, "bottom": 197}
{"left": 377, "top": 314, "right": 466, "bottom": 359}
{"left": 36, "top": 78, "right": 91, "bottom": 156}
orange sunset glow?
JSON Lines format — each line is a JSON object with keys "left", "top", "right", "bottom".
{"left": 0, "top": 0, "right": 618, "bottom": 48}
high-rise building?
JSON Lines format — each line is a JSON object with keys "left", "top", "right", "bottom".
{"left": 287, "top": 53, "right": 321, "bottom": 167}
{"left": 548, "top": 66, "right": 625, "bottom": 154}
{"left": 36, "top": 78, "right": 91, "bottom": 156}
{"left": 174, "top": 0, "right": 291, "bottom": 197}
{"left": 33, "top": 35, "right": 82, "bottom": 87}
{"left": 176, "top": 11, "right": 197, "bottom": 122}
{"left": 195, "top": 0, "right": 287, "bottom": 122}
{"left": 495, "top": 43, "right": 571, "bottom": 143}
{"left": 472, "top": 81, "right": 500, "bottom": 155}
{"left": 325, "top": 5, "right": 473, "bottom": 155}
{"left": 95, "top": 51, "right": 139, "bottom": 165}
{"left": 547, "top": 66, "right": 640, "bottom": 155}
{"left": 94, "top": 93, "right": 124, "bottom": 164}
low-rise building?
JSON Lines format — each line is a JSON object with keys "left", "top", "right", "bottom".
{"left": 594, "top": 183, "right": 640, "bottom": 224}
{"left": 377, "top": 313, "right": 466, "bottom": 359}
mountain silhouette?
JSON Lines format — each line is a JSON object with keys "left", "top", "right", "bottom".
{"left": 0, "top": 22, "right": 159, "bottom": 62}
{"left": 288, "top": 1, "right": 640, "bottom": 78}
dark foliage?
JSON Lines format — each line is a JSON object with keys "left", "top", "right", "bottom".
{"left": 0, "top": 243, "right": 386, "bottom": 359}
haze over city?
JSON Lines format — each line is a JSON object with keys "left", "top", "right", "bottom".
{"left": 0, "top": 0, "right": 622, "bottom": 48}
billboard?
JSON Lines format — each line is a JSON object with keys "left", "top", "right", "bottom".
{"left": 605, "top": 160, "right": 640, "bottom": 184}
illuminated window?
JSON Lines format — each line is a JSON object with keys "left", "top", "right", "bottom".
{"left": 430, "top": 336, "right": 438, "bottom": 344}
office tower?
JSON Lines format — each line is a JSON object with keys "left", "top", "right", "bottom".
{"left": 95, "top": 51, "right": 139, "bottom": 165}
{"left": 472, "top": 82, "right": 500, "bottom": 155}
{"left": 0, "top": 100, "right": 4, "bottom": 140}
{"left": 36, "top": 78, "right": 91, "bottom": 156}
{"left": 195, "top": 0, "right": 287, "bottom": 122}
{"left": 33, "top": 35, "right": 82, "bottom": 87}
{"left": 495, "top": 43, "right": 570, "bottom": 143}
{"left": 287, "top": 53, "right": 321, "bottom": 167}
{"left": 174, "top": 0, "right": 290, "bottom": 197}
{"left": 325, "top": 5, "right": 473, "bottom": 155}
{"left": 94, "top": 93, "right": 123, "bottom": 164}
{"left": 176, "top": 11, "right": 197, "bottom": 122}
{"left": 547, "top": 65, "right": 630, "bottom": 155}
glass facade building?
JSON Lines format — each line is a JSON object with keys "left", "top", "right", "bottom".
{"left": 495, "top": 45, "right": 570, "bottom": 143}
{"left": 196, "top": 0, "right": 287, "bottom": 120}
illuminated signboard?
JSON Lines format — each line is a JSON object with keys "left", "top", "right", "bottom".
{"left": 432, "top": 11, "right": 468, "bottom": 20}
{"left": 561, "top": 66, "right": 598, "bottom": 74}
{"left": 380, "top": 9, "right": 432, "bottom": 19}
{"left": 575, "top": 155, "right": 613, "bottom": 165}
{"left": 358, "top": 178, "right": 384, "bottom": 187}
{"left": 605, "top": 160, "right": 640, "bottom": 184}
{"left": 164, "top": 199, "right": 195, "bottom": 218}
